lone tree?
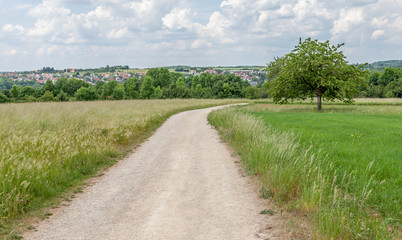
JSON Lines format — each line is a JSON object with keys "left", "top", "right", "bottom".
{"left": 266, "top": 38, "right": 368, "bottom": 110}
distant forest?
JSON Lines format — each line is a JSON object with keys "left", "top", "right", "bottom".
{"left": 364, "top": 60, "right": 402, "bottom": 71}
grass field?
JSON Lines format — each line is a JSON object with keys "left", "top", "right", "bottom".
{"left": 209, "top": 101, "right": 401, "bottom": 239}
{"left": 0, "top": 99, "right": 240, "bottom": 237}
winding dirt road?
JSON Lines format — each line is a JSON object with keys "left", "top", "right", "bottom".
{"left": 23, "top": 105, "right": 286, "bottom": 240}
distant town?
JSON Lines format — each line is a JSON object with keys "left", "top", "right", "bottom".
{"left": 0, "top": 65, "right": 268, "bottom": 86}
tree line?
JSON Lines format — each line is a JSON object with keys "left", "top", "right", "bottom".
{"left": 1, "top": 64, "right": 400, "bottom": 104}
{"left": 0, "top": 68, "right": 268, "bottom": 103}
{"left": 358, "top": 67, "right": 402, "bottom": 98}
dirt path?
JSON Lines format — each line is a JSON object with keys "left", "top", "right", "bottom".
{"left": 23, "top": 105, "right": 287, "bottom": 240}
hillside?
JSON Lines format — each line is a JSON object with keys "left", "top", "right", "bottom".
{"left": 365, "top": 60, "right": 402, "bottom": 71}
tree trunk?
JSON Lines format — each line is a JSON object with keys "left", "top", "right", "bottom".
{"left": 317, "top": 94, "right": 322, "bottom": 111}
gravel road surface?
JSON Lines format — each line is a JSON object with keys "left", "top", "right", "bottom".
{"left": 23, "top": 105, "right": 286, "bottom": 240}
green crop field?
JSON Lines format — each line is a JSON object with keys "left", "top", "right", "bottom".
{"left": 0, "top": 99, "right": 240, "bottom": 237}
{"left": 209, "top": 101, "right": 401, "bottom": 239}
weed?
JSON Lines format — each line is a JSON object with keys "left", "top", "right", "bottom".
{"left": 260, "top": 187, "right": 274, "bottom": 199}
{"left": 260, "top": 209, "right": 275, "bottom": 215}
{"left": 10, "top": 235, "right": 23, "bottom": 240}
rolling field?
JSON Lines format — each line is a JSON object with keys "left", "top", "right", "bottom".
{"left": 0, "top": 99, "right": 240, "bottom": 236}
{"left": 209, "top": 101, "right": 401, "bottom": 239}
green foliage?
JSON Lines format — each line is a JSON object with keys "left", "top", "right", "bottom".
{"left": 379, "top": 68, "right": 400, "bottom": 86}
{"left": 75, "top": 86, "right": 98, "bottom": 101}
{"left": 40, "top": 91, "right": 55, "bottom": 102}
{"left": 10, "top": 85, "right": 21, "bottom": 99}
{"left": 123, "top": 77, "right": 139, "bottom": 99}
{"left": 41, "top": 67, "right": 55, "bottom": 73}
{"left": 0, "top": 89, "right": 11, "bottom": 98}
{"left": 140, "top": 76, "right": 155, "bottom": 99}
{"left": 363, "top": 68, "right": 402, "bottom": 98}
{"left": 365, "top": 60, "right": 402, "bottom": 71}
{"left": 242, "top": 86, "right": 261, "bottom": 99}
{"left": 368, "top": 71, "right": 380, "bottom": 85}
{"left": 2, "top": 68, "right": 257, "bottom": 103}
{"left": 384, "top": 78, "right": 402, "bottom": 98}
{"left": 167, "top": 77, "right": 190, "bottom": 98}
{"left": 23, "top": 95, "right": 37, "bottom": 102}
{"left": 101, "top": 80, "right": 118, "bottom": 99}
{"left": 54, "top": 77, "right": 68, "bottom": 95}
{"left": 267, "top": 38, "right": 368, "bottom": 110}
{"left": 0, "top": 76, "right": 13, "bottom": 89}
{"left": 221, "top": 83, "right": 233, "bottom": 98}
{"left": 112, "top": 84, "right": 125, "bottom": 100}
{"left": 55, "top": 90, "right": 68, "bottom": 102}
{"left": 95, "top": 81, "right": 105, "bottom": 95}
{"left": 151, "top": 86, "right": 163, "bottom": 99}
{"left": 20, "top": 86, "right": 36, "bottom": 97}
{"left": 146, "top": 68, "right": 171, "bottom": 89}
{"left": 0, "top": 92, "right": 9, "bottom": 103}
{"left": 55, "top": 78, "right": 89, "bottom": 97}
{"left": 42, "top": 80, "right": 54, "bottom": 93}
{"left": 191, "top": 84, "right": 205, "bottom": 98}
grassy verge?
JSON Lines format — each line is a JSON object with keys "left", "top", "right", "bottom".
{"left": 253, "top": 98, "right": 402, "bottom": 106}
{"left": 0, "top": 99, "right": 242, "bottom": 238}
{"left": 208, "top": 102, "right": 401, "bottom": 239}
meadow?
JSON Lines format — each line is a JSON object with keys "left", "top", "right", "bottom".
{"left": 0, "top": 99, "right": 239, "bottom": 236}
{"left": 209, "top": 101, "right": 401, "bottom": 239}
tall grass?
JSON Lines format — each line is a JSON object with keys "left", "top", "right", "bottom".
{"left": 208, "top": 105, "right": 400, "bottom": 239}
{"left": 0, "top": 99, "right": 239, "bottom": 228}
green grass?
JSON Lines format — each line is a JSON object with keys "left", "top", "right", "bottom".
{"left": 208, "top": 102, "right": 401, "bottom": 239}
{"left": 252, "top": 108, "right": 401, "bottom": 217}
{"left": 0, "top": 99, "right": 241, "bottom": 238}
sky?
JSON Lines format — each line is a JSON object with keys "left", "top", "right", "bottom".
{"left": 0, "top": 0, "right": 401, "bottom": 71}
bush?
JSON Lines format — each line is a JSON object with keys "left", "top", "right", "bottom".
{"left": 0, "top": 92, "right": 9, "bottom": 103}
{"left": 41, "top": 91, "right": 55, "bottom": 102}
{"left": 56, "top": 90, "right": 69, "bottom": 102}
{"left": 75, "top": 86, "right": 98, "bottom": 101}
{"left": 242, "top": 86, "right": 261, "bottom": 99}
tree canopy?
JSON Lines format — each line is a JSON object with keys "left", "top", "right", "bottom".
{"left": 266, "top": 38, "right": 368, "bottom": 110}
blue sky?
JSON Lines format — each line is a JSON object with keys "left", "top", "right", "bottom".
{"left": 0, "top": 0, "right": 401, "bottom": 71}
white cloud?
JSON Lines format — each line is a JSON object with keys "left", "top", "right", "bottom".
{"left": 29, "top": 0, "right": 71, "bottom": 18}
{"left": 191, "top": 39, "right": 211, "bottom": 49}
{"left": 198, "top": 11, "right": 233, "bottom": 44}
{"left": 162, "top": 8, "right": 193, "bottom": 30}
{"left": 371, "top": 29, "right": 385, "bottom": 39}
{"left": 390, "top": 15, "right": 402, "bottom": 32}
{"left": 0, "top": 0, "right": 402, "bottom": 70}
{"left": 35, "top": 45, "right": 61, "bottom": 56}
{"left": 3, "top": 49, "right": 17, "bottom": 56}
{"left": 371, "top": 16, "right": 388, "bottom": 27}
{"left": 129, "top": 0, "right": 175, "bottom": 31}
{"left": 2, "top": 24, "right": 25, "bottom": 34}
{"left": 107, "top": 28, "right": 132, "bottom": 39}
{"left": 331, "top": 8, "right": 364, "bottom": 36}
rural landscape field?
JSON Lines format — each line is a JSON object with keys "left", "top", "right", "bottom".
{"left": 1, "top": 0, "right": 402, "bottom": 239}
{"left": 0, "top": 99, "right": 241, "bottom": 238}
{"left": 0, "top": 98, "right": 400, "bottom": 239}
{"left": 209, "top": 99, "right": 401, "bottom": 239}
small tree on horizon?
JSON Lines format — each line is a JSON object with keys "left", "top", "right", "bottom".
{"left": 266, "top": 38, "right": 368, "bottom": 110}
